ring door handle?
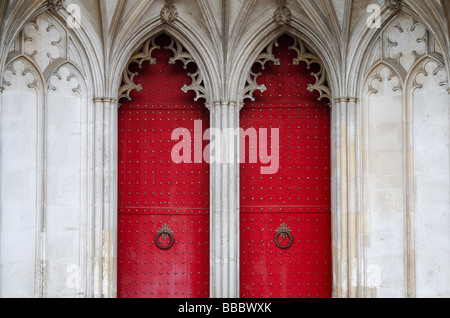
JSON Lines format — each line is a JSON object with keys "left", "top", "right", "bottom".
{"left": 156, "top": 223, "right": 174, "bottom": 250}
{"left": 275, "top": 223, "right": 293, "bottom": 249}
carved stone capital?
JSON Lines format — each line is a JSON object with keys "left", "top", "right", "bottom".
{"left": 335, "top": 97, "right": 358, "bottom": 103}
{"left": 94, "top": 97, "right": 117, "bottom": 103}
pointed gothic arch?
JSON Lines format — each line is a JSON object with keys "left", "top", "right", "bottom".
{"left": 112, "top": 23, "right": 219, "bottom": 107}
{"left": 238, "top": 33, "right": 333, "bottom": 298}
{"left": 116, "top": 32, "right": 212, "bottom": 299}
{"left": 241, "top": 33, "right": 332, "bottom": 105}
{"left": 1, "top": 55, "right": 46, "bottom": 297}
{"left": 358, "top": 8, "right": 450, "bottom": 298}
{"left": 118, "top": 32, "right": 208, "bottom": 106}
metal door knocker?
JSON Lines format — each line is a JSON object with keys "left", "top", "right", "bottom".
{"left": 156, "top": 223, "right": 174, "bottom": 250}
{"left": 275, "top": 223, "right": 293, "bottom": 249}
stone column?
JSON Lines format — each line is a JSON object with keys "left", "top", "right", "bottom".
{"left": 103, "top": 98, "right": 118, "bottom": 298}
{"left": 0, "top": 86, "right": 3, "bottom": 212}
{"left": 92, "top": 97, "right": 118, "bottom": 298}
{"left": 347, "top": 97, "right": 359, "bottom": 298}
{"left": 209, "top": 101, "right": 240, "bottom": 298}
{"left": 333, "top": 97, "right": 360, "bottom": 298}
{"left": 92, "top": 98, "right": 104, "bottom": 298}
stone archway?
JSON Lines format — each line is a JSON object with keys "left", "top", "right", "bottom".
{"left": 117, "top": 33, "right": 210, "bottom": 298}
{"left": 239, "top": 34, "right": 332, "bottom": 298}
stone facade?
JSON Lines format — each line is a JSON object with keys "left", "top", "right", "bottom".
{"left": 0, "top": 0, "right": 449, "bottom": 298}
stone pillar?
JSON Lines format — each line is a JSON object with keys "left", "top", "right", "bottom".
{"left": 0, "top": 86, "right": 3, "bottom": 212}
{"left": 92, "top": 98, "right": 104, "bottom": 298}
{"left": 103, "top": 98, "right": 118, "bottom": 298}
{"left": 92, "top": 97, "right": 118, "bottom": 298}
{"left": 333, "top": 97, "right": 360, "bottom": 298}
{"left": 347, "top": 97, "right": 359, "bottom": 298}
{"left": 209, "top": 101, "right": 240, "bottom": 298}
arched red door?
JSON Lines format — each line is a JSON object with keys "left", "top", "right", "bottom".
{"left": 117, "top": 34, "right": 210, "bottom": 298}
{"left": 240, "top": 35, "right": 332, "bottom": 298}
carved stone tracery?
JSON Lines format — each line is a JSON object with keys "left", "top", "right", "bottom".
{"left": 3, "top": 12, "right": 87, "bottom": 94}
{"left": 242, "top": 39, "right": 280, "bottom": 102}
{"left": 164, "top": 37, "right": 207, "bottom": 102}
{"left": 3, "top": 59, "right": 40, "bottom": 92}
{"left": 289, "top": 37, "right": 332, "bottom": 101}
{"left": 243, "top": 35, "right": 331, "bottom": 103}
{"left": 118, "top": 34, "right": 207, "bottom": 104}
{"left": 22, "top": 14, "right": 64, "bottom": 73}
{"left": 366, "top": 13, "right": 449, "bottom": 94}
{"left": 367, "top": 64, "right": 403, "bottom": 96}
{"left": 118, "top": 37, "right": 160, "bottom": 101}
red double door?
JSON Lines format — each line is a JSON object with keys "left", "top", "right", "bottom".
{"left": 118, "top": 34, "right": 331, "bottom": 299}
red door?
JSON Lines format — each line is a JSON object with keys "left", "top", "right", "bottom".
{"left": 240, "top": 35, "right": 332, "bottom": 298}
{"left": 118, "top": 34, "right": 210, "bottom": 298}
